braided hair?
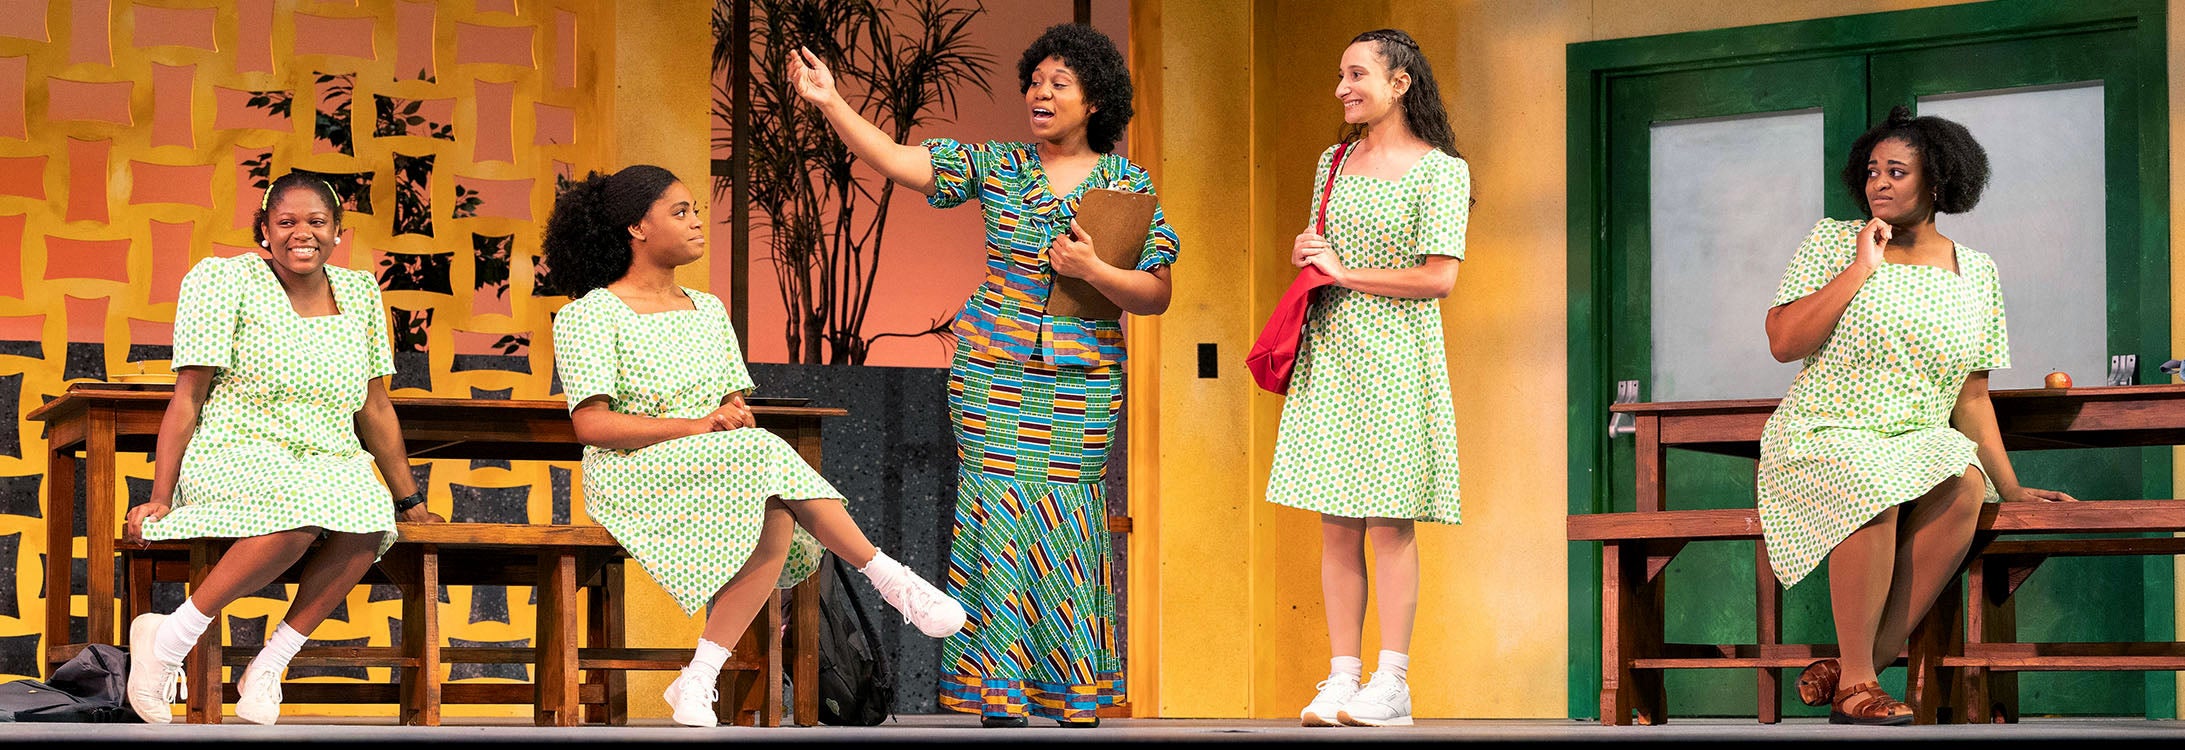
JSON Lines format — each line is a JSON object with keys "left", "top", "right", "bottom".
{"left": 539, "top": 165, "right": 680, "bottom": 296}
{"left": 1341, "top": 29, "right": 1463, "bottom": 160}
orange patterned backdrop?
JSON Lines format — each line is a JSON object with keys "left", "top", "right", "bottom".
{"left": 0, "top": 0, "right": 611, "bottom": 717}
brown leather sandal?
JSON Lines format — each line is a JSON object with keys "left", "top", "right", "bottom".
{"left": 1795, "top": 658, "right": 1839, "bottom": 707}
{"left": 1829, "top": 680, "right": 1913, "bottom": 726}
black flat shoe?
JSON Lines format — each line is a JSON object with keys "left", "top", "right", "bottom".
{"left": 980, "top": 715, "right": 1028, "bottom": 728}
{"left": 1056, "top": 717, "right": 1101, "bottom": 728}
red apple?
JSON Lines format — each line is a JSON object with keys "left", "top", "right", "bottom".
{"left": 2045, "top": 371, "right": 2072, "bottom": 389}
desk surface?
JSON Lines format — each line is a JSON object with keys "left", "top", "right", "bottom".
{"left": 1606, "top": 384, "right": 2185, "bottom": 456}
{"left": 27, "top": 384, "right": 849, "bottom": 460}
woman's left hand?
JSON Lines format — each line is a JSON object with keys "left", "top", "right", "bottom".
{"left": 2004, "top": 486, "right": 2079, "bottom": 503}
{"left": 399, "top": 504, "right": 445, "bottom": 523}
{"left": 1049, "top": 219, "right": 1109, "bottom": 281}
{"left": 1304, "top": 244, "right": 1349, "bottom": 284}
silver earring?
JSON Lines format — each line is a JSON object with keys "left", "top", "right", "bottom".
{"left": 335, "top": 237, "right": 342, "bottom": 245}
{"left": 259, "top": 240, "right": 269, "bottom": 248}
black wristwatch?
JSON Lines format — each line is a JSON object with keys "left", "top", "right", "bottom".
{"left": 392, "top": 490, "right": 427, "bottom": 514}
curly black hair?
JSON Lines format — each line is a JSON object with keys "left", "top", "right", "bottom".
{"left": 251, "top": 172, "right": 345, "bottom": 246}
{"left": 1018, "top": 23, "right": 1133, "bottom": 154}
{"left": 1841, "top": 105, "right": 1990, "bottom": 217}
{"left": 539, "top": 165, "right": 680, "bottom": 296}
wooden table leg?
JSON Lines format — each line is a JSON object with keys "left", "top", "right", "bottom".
{"left": 393, "top": 543, "right": 442, "bottom": 726}
{"left": 1601, "top": 541, "right": 1636, "bottom": 725}
{"left": 792, "top": 577, "right": 819, "bottom": 726}
{"left": 1756, "top": 543, "right": 1782, "bottom": 724}
{"left": 126, "top": 550, "right": 153, "bottom": 628}
{"left": 605, "top": 558, "right": 627, "bottom": 725}
{"left": 1908, "top": 574, "right": 1961, "bottom": 725}
{"left": 184, "top": 540, "right": 223, "bottom": 724}
{"left": 763, "top": 589, "right": 784, "bottom": 727}
{"left": 535, "top": 549, "right": 580, "bottom": 726}
{"left": 581, "top": 556, "right": 629, "bottom": 725}
{"left": 43, "top": 449, "right": 76, "bottom": 674}
{"left": 85, "top": 406, "right": 117, "bottom": 649}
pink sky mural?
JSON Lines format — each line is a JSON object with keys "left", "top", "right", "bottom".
{"left": 716, "top": 0, "right": 1130, "bottom": 368}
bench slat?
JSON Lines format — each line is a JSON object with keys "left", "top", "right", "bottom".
{"left": 1571, "top": 500, "right": 2185, "bottom": 542}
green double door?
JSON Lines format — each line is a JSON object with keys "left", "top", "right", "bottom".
{"left": 1583, "top": 6, "right": 2170, "bottom": 719}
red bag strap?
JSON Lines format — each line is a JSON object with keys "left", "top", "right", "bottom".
{"left": 1315, "top": 142, "right": 1351, "bottom": 235}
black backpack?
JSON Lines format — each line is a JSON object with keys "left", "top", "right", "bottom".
{"left": 816, "top": 554, "right": 895, "bottom": 726}
{"left": 0, "top": 644, "right": 137, "bottom": 722}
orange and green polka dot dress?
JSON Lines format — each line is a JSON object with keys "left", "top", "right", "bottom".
{"left": 551, "top": 287, "right": 826, "bottom": 614}
{"left": 1757, "top": 218, "right": 2010, "bottom": 587}
{"left": 1265, "top": 145, "right": 1469, "bottom": 524}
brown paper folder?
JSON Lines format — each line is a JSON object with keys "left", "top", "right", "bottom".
{"left": 1046, "top": 187, "right": 1156, "bottom": 320}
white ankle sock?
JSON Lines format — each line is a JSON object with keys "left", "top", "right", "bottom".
{"left": 858, "top": 549, "right": 904, "bottom": 581}
{"left": 685, "top": 638, "right": 731, "bottom": 682}
{"left": 1330, "top": 655, "right": 1364, "bottom": 681}
{"left": 249, "top": 622, "right": 310, "bottom": 677}
{"left": 1376, "top": 650, "right": 1410, "bottom": 681}
{"left": 153, "top": 599, "right": 213, "bottom": 667}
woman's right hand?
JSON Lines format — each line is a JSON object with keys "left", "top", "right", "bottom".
{"left": 789, "top": 46, "right": 838, "bottom": 107}
{"left": 1853, "top": 218, "right": 1891, "bottom": 271}
{"left": 1293, "top": 230, "right": 1330, "bottom": 268}
{"left": 124, "top": 501, "right": 172, "bottom": 547}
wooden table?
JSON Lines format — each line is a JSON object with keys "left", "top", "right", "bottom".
{"left": 29, "top": 385, "right": 843, "bottom": 723}
{"left": 1585, "top": 384, "right": 2185, "bottom": 724}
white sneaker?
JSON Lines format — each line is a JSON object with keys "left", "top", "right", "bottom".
{"left": 1300, "top": 674, "right": 1359, "bottom": 727}
{"left": 868, "top": 564, "right": 967, "bottom": 638}
{"left": 663, "top": 668, "right": 719, "bottom": 727}
{"left": 126, "top": 613, "right": 186, "bottom": 725}
{"left": 235, "top": 666, "right": 283, "bottom": 725}
{"left": 1337, "top": 671, "right": 1412, "bottom": 727}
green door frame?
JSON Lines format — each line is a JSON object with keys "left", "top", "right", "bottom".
{"left": 1565, "top": 0, "right": 2170, "bottom": 720}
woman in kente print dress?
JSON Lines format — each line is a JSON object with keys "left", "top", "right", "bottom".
{"left": 541, "top": 165, "right": 964, "bottom": 728}
{"left": 791, "top": 24, "right": 1177, "bottom": 728}
{"left": 123, "top": 173, "right": 442, "bottom": 726}
{"left": 1761, "top": 106, "right": 2076, "bottom": 725}
{"left": 1273, "top": 30, "right": 1469, "bottom": 730}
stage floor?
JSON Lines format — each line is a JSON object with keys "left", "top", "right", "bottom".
{"left": 11, "top": 715, "right": 2185, "bottom": 745}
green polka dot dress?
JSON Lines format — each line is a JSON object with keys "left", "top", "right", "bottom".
{"left": 1757, "top": 219, "right": 2009, "bottom": 587}
{"left": 1265, "top": 146, "right": 1468, "bottom": 524}
{"left": 143, "top": 255, "right": 400, "bottom": 555}
{"left": 551, "top": 287, "right": 828, "bottom": 615}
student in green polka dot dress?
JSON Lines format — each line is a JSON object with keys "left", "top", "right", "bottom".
{"left": 1269, "top": 30, "right": 1468, "bottom": 729}
{"left": 1759, "top": 106, "right": 2076, "bottom": 726}
{"left": 540, "top": 165, "right": 966, "bottom": 728}
{"left": 122, "top": 173, "right": 444, "bottom": 727}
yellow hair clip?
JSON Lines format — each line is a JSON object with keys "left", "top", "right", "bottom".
{"left": 260, "top": 179, "right": 344, "bottom": 212}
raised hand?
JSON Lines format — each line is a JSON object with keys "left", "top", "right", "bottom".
{"left": 788, "top": 46, "right": 839, "bottom": 107}
{"left": 1854, "top": 218, "right": 1892, "bottom": 271}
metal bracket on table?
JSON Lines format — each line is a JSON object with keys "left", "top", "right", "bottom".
{"left": 1607, "top": 379, "right": 1640, "bottom": 438}
{"left": 2109, "top": 354, "right": 2138, "bottom": 387}
{"left": 2161, "top": 359, "right": 2183, "bottom": 382}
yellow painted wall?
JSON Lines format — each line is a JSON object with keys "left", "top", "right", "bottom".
{"left": 600, "top": 0, "right": 715, "bottom": 718}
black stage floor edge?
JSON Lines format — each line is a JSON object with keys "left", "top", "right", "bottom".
{"left": 7, "top": 715, "right": 2185, "bottom": 748}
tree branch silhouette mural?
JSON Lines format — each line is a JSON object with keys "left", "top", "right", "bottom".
{"left": 716, "top": 0, "right": 989, "bottom": 365}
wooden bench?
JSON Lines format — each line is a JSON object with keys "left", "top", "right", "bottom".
{"left": 1572, "top": 501, "right": 2185, "bottom": 725}
{"left": 34, "top": 387, "right": 841, "bottom": 726}
{"left": 121, "top": 524, "right": 820, "bottom": 726}
{"left": 1579, "top": 385, "right": 2185, "bottom": 725}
